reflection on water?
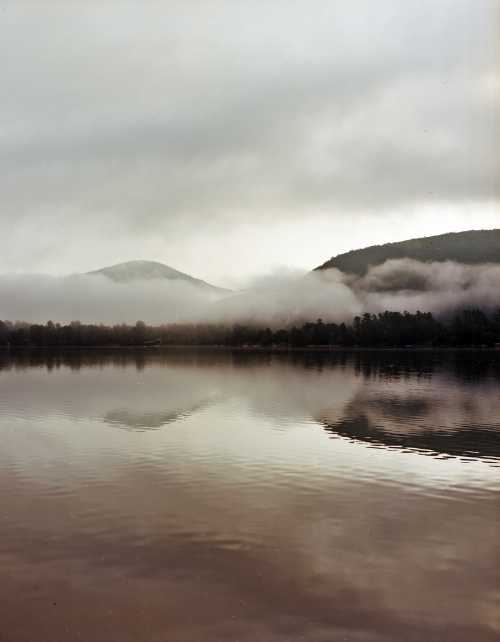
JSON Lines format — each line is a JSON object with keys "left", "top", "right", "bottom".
{"left": 321, "top": 360, "right": 500, "bottom": 462}
{"left": 0, "top": 349, "right": 499, "bottom": 642}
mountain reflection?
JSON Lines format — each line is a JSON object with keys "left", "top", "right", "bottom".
{"left": 2, "top": 350, "right": 500, "bottom": 460}
{"left": 1, "top": 349, "right": 500, "bottom": 642}
{"left": 319, "top": 372, "right": 500, "bottom": 462}
{"left": 104, "top": 399, "right": 216, "bottom": 431}
{"left": 322, "top": 411, "right": 500, "bottom": 461}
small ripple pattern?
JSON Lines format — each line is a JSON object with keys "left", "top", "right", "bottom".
{"left": 0, "top": 349, "right": 499, "bottom": 642}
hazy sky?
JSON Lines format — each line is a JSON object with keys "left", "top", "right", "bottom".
{"left": 2, "top": 1, "right": 499, "bottom": 287}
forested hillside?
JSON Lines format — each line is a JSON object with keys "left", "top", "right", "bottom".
{"left": 315, "top": 230, "right": 500, "bottom": 276}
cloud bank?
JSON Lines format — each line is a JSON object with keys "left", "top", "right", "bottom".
{"left": 1, "top": 260, "right": 500, "bottom": 325}
{"left": 352, "top": 259, "right": 500, "bottom": 317}
{"left": 0, "top": 275, "right": 215, "bottom": 325}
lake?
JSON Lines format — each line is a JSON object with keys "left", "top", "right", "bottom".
{"left": 1, "top": 350, "right": 499, "bottom": 642}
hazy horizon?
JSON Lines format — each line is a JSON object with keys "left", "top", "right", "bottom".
{"left": 2, "top": 1, "right": 499, "bottom": 289}
{"left": 2, "top": 226, "right": 500, "bottom": 286}
{"left": 2, "top": 258, "right": 500, "bottom": 326}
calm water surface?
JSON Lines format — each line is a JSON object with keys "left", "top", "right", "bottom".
{"left": 1, "top": 350, "right": 499, "bottom": 642}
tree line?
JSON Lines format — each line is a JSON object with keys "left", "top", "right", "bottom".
{"left": 1, "top": 309, "right": 500, "bottom": 348}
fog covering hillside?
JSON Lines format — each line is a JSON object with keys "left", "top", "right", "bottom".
{"left": 2, "top": 238, "right": 500, "bottom": 325}
{"left": 315, "top": 230, "right": 500, "bottom": 276}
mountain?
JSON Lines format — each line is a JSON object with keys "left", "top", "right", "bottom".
{"left": 315, "top": 229, "right": 500, "bottom": 276}
{"left": 87, "top": 260, "right": 228, "bottom": 293}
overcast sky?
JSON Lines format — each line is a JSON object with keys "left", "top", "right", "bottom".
{"left": 2, "top": 1, "right": 499, "bottom": 287}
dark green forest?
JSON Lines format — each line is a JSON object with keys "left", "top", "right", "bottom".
{"left": 1, "top": 309, "right": 500, "bottom": 348}
{"left": 315, "top": 229, "right": 500, "bottom": 275}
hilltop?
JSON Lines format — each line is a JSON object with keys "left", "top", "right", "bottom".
{"left": 87, "top": 260, "right": 228, "bottom": 293}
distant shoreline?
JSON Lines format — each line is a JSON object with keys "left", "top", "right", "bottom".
{"left": 2, "top": 344, "right": 499, "bottom": 352}
{"left": 2, "top": 310, "right": 499, "bottom": 350}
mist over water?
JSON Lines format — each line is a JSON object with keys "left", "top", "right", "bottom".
{"left": 0, "top": 350, "right": 499, "bottom": 642}
{"left": 1, "top": 259, "right": 500, "bottom": 325}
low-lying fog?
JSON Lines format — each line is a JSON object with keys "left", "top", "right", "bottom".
{"left": 1, "top": 259, "right": 500, "bottom": 325}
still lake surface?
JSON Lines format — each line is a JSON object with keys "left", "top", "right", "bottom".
{"left": 1, "top": 349, "right": 499, "bottom": 642}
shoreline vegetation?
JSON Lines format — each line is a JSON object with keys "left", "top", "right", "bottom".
{"left": 2, "top": 309, "right": 500, "bottom": 350}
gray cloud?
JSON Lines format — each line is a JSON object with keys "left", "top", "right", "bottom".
{"left": 1, "top": 1, "right": 499, "bottom": 278}
{"left": 0, "top": 274, "right": 218, "bottom": 324}
{"left": 353, "top": 259, "right": 500, "bottom": 316}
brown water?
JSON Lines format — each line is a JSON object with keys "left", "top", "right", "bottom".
{"left": 1, "top": 350, "right": 499, "bottom": 642}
